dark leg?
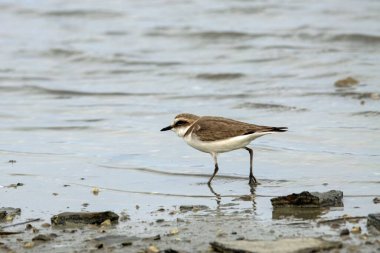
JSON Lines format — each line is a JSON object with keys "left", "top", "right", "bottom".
{"left": 208, "top": 153, "right": 219, "bottom": 185}
{"left": 244, "top": 147, "right": 257, "bottom": 185}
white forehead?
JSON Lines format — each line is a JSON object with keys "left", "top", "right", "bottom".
{"left": 173, "top": 117, "right": 188, "bottom": 123}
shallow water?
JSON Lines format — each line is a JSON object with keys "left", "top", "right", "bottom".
{"left": 0, "top": 0, "right": 379, "bottom": 225}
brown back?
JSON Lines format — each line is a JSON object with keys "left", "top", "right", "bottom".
{"left": 185, "top": 116, "right": 277, "bottom": 141}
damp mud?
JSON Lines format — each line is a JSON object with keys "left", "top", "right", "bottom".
{"left": 1, "top": 0, "right": 380, "bottom": 252}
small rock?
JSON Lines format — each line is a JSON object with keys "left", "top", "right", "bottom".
{"left": 121, "top": 241, "right": 132, "bottom": 247}
{"left": 179, "top": 205, "right": 209, "bottom": 212}
{"left": 373, "top": 197, "right": 380, "bottom": 204}
{"left": 6, "top": 183, "right": 24, "bottom": 188}
{"left": 51, "top": 211, "right": 119, "bottom": 226}
{"left": 334, "top": 77, "right": 359, "bottom": 87}
{"left": 146, "top": 245, "right": 159, "bottom": 253}
{"left": 156, "top": 219, "right": 165, "bottom": 223}
{"left": 23, "top": 242, "right": 35, "bottom": 249}
{"left": 271, "top": 190, "right": 343, "bottom": 208}
{"left": 340, "top": 228, "right": 350, "bottom": 236}
{"left": 41, "top": 223, "right": 51, "bottom": 228}
{"left": 82, "top": 203, "right": 89, "bottom": 207}
{"left": 311, "top": 190, "right": 344, "bottom": 207}
{"left": 232, "top": 195, "right": 254, "bottom": 201}
{"left": 92, "top": 187, "right": 100, "bottom": 195}
{"left": 0, "top": 207, "right": 21, "bottom": 221}
{"left": 367, "top": 213, "right": 380, "bottom": 230}
{"left": 94, "top": 235, "right": 140, "bottom": 246}
{"left": 32, "top": 234, "right": 52, "bottom": 242}
{"left": 100, "top": 219, "right": 112, "bottom": 227}
{"left": 211, "top": 238, "right": 342, "bottom": 253}
{"left": 25, "top": 224, "right": 33, "bottom": 230}
{"left": 168, "top": 228, "right": 179, "bottom": 236}
{"left": 351, "top": 226, "right": 361, "bottom": 234}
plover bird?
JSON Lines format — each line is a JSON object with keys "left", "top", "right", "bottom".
{"left": 161, "top": 113, "right": 287, "bottom": 185}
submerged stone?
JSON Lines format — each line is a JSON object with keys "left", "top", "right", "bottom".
{"left": 334, "top": 77, "right": 359, "bottom": 87}
{"left": 367, "top": 213, "right": 380, "bottom": 231}
{"left": 211, "top": 238, "right": 342, "bottom": 253}
{"left": 51, "top": 211, "right": 119, "bottom": 226}
{"left": 179, "top": 205, "right": 209, "bottom": 212}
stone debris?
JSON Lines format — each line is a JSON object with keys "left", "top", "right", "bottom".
{"left": 0, "top": 207, "right": 21, "bottom": 222}
{"left": 32, "top": 234, "right": 54, "bottom": 242}
{"left": 51, "top": 211, "right": 119, "bottom": 226}
{"left": 373, "top": 197, "right": 380, "bottom": 204}
{"left": 367, "top": 213, "right": 380, "bottom": 231}
{"left": 146, "top": 245, "right": 159, "bottom": 253}
{"left": 334, "top": 77, "right": 359, "bottom": 87}
{"left": 340, "top": 228, "right": 350, "bottom": 236}
{"left": 93, "top": 235, "right": 140, "bottom": 246}
{"left": 351, "top": 226, "right": 361, "bottom": 234}
{"left": 271, "top": 190, "right": 343, "bottom": 208}
{"left": 211, "top": 238, "right": 342, "bottom": 253}
{"left": 179, "top": 205, "right": 209, "bottom": 212}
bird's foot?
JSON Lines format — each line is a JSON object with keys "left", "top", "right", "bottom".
{"left": 249, "top": 176, "right": 259, "bottom": 186}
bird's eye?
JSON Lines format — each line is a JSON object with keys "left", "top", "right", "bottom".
{"left": 175, "top": 120, "right": 187, "bottom": 126}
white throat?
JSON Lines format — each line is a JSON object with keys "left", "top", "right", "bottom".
{"left": 172, "top": 126, "right": 191, "bottom": 138}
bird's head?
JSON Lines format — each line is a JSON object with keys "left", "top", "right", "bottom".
{"left": 161, "top": 113, "right": 200, "bottom": 137}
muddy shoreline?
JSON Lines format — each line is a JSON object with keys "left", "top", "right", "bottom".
{"left": 1, "top": 191, "right": 379, "bottom": 253}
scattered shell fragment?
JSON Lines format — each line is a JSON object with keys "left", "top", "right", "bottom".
{"left": 100, "top": 219, "right": 112, "bottom": 227}
{"left": 351, "top": 226, "right": 362, "bottom": 234}
{"left": 168, "top": 228, "right": 179, "bottom": 236}
{"left": 23, "top": 242, "right": 35, "bottom": 248}
{"left": 92, "top": 187, "right": 100, "bottom": 195}
{"left": 146, "top": 245, "right": 159, "bottom": 253}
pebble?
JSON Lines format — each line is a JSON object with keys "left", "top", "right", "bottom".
{"left": 340, "top": 228, "right": 350, "bottom": 236}
{"left": 334, "top": 77, "right": 359, "bottom": 87}
{"left": 41, "top": 223, "right": 51, "bottom": 228}
{"left": 92, "top": 187, "right": 100, "bottom": 195}
{"left": 23, "top": 242, "right": 35, "bottom": 249}
{"left": 351, "top": 226, "right": 362, "bottom": 234}
{"left": 168, "top": 228, "right": 179, "bottom": 236}
{"left": 146, "top": 245, "right": 160, "bottom": 253}
{"left": 100, "top": 219, "right": 112, "bottom": 227}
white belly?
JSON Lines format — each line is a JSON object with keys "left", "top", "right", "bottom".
{"left": 184, "top": 132, "right": 271, "bottom": 154}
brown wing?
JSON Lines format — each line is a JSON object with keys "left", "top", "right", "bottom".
{"left": 188, "top": 116, "right": 279, "bottom": 142}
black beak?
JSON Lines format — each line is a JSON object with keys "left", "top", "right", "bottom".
{"left": 160, "top": 125, "right": 172, "bottom": 131}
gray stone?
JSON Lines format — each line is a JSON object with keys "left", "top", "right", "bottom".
{"left": 0, "top": 207, "right": 21, "bottom": 221}
{"left": 32, "top": 234, "right": 53, "bottom": 242}
{"left": 367, "top": 213, "right": 380, "bottom": 230}
{"left": 179, "top": 205, "right": 209, "bottom": 212}
{"left": 51, "top": 211, "right": 119, "bottom": 226}
{"left": 271, "top": 190, "right": 343, "bottom": 208}
{"left": 373, "top": 197, "right": 380, "bottom": 204}
{"left": 340, "top": 228, "right": 350, "bottom": 236}
{"left": 93, "top": 235, "right": 140, "bottom": 246}
{"left": 311, "top": 190, "right": 343, "bottom": 207}
{"left": 211, "top": 238, "right": 342, "bottom": 253}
